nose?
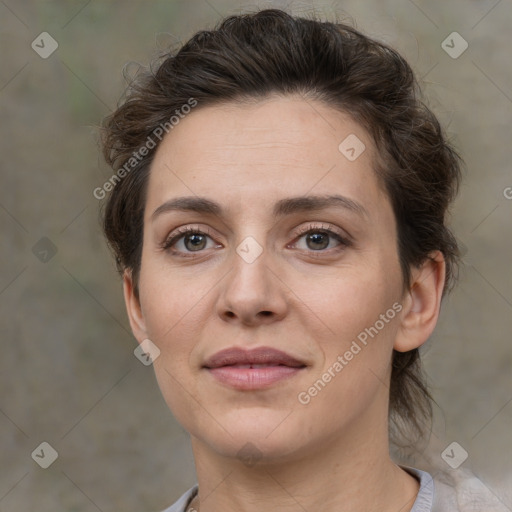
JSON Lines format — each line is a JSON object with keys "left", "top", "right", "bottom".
{"left": 216, "top": 239, "right": 289, "bottom": 327}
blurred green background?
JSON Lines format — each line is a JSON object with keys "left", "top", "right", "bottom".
{"left": 0, "top": 1, "right": 511, "bottom": 510}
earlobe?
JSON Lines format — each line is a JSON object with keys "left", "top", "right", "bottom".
{"left": 394, "top": 250, "right": 446, "bottom": 353}
{"left": 123, "top": 270, "right": 148, "bottom": 344}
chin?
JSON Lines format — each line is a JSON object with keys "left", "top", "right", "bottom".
{"left": 189, "top": 407, "right": 309, "bottom": 463}
{"left": 206, "top": 431, "right": 305, "bottom": 466}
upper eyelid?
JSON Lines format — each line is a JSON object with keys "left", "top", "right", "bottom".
{"left": 294, "top": 223, "right": 344, "bottom": 237}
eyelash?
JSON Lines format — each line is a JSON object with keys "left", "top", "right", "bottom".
{"left": 160, "top": 223, "right": 352, "bottom": 258}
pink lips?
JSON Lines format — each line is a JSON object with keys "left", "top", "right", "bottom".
{"left": 203, "top": 347, "right": 307, "bottom": 390}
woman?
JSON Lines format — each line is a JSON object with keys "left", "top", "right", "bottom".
{"left": 100, "top": 8, "right": 506, "bottom": 512}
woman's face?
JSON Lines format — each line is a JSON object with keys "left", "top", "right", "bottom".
{"left": 126, "top": 95, "right": 407, "bottom": 463}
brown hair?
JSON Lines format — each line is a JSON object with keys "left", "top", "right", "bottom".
{"left": 100, "top": 8, "right": 463, "bottom": 450}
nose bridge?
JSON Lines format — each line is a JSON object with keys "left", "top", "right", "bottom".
{"left": 229, "top": 208, "right": 273, "bottom": 268}
{"left": 230, "top": 232, "right": 273, "bottom": 295}
{"left": 235, "top": 234, "right": 265, "bottom": 266}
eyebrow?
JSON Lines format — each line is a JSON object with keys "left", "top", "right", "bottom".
{"left": 151, "top": 194, "right": 369, "bottom": 221}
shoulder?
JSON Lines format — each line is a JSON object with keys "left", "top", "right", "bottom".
{"left": 158, "top": 469, "right": 509, "bottom": 512}
{"left": 402, "top": 464, "right": 509, "bottom": 512}
{"left": 431, "top": 468, "right": 509, "bottom": 512}
{"left": 159, "top": 484, "right": 198, "bottom": 512}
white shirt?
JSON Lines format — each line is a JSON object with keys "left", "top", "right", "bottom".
{"left": 159, "top": 465, "right": 509, "bottom": 512}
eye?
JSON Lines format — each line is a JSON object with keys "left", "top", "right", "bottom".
{"left": 161, "top": 223, "right": 352, "bottom": 258}
{"left": 161, "top": 226, "right": 219, "bottom": 257}
{"left": 292, "top": 223, "right": 351, "bottom": 252}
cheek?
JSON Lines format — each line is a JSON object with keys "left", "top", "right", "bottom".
{"left": 137, "top": 254, "right": 207, "bottom": 343}
{"left": 299, "top": 262, "right": 400, "bottom": 341}
{"left": 139, "top": 265, "right": 207, "bottom": 428}
{"left": 295, "top": 277, "right": 398, "bottom": 429}
{"left": 298, "top": 259, "right": 401, "bottom": 395}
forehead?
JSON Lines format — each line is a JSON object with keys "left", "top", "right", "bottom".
{"left": 146, "top": 95, "right": 389, "bottom": 221}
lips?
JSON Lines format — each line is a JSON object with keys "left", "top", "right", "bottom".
{"left": 203, "top": 346, "right": 307, "bottom": 390}
{"left": 202, "top": 347, "right": 306, "bottom": 369}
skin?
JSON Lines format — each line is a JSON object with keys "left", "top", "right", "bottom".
{"left": 124, "top": 94, "right": 446, "bottom": 512}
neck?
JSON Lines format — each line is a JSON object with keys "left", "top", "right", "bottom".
{"left": 188, "top": 417, "right": 420, "bottom": 512}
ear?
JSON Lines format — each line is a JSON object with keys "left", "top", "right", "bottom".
{"left": 394, "top": 250, "right": 446, "bottom": 352}
{"left": 123, "top": 269, "right": 148, "bottom": 344}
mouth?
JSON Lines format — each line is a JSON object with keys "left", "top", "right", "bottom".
{"left": 203, "top": 347, "right": 307, "bottom": 390}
